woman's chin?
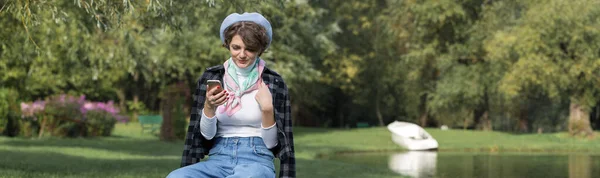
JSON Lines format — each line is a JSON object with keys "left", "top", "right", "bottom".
{"left": 234, "top": 63, "right": 248, "bottom": 68}
{"left": 234, "top": 61, "right": 251, "bottom": 68}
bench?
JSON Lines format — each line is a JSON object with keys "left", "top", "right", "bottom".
{"left": 356, "top": 122, "right": 370, "bottom": 128}
{"left": 138, "top": 115, "right": 163, "bottom": 133}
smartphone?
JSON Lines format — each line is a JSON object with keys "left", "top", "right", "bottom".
{"left": 206, "top": 80, "right": 223, "bottom": 94}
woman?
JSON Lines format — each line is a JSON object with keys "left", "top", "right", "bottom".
{"left": 168, "top": 12, "right": 295, "bottom": 178}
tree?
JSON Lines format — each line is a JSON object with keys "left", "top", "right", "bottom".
{"left": 384, "top": 0, "right": 480, "bottom": 127}
{"left": 486, "top": 0, "right": 600, "bottom": 137}
{"left": 310, "top": 0, "right": 407, "bottom": 127}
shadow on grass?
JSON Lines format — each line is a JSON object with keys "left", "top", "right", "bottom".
{"left": 0, "top": 149, "right": 403, "bottom": 178}
{"left": 0, "top": 149, "right": 179, "bottom": 178}
{"left": 106, "top": 135, "right": 131, "bottom": 139}
{"left": 2, "top": 138, "right": 182, "bottom": 157}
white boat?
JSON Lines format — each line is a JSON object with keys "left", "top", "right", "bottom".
{"left": 387, "top": 121, "right": 439, "bottom": 151}
{"left": 388, "top": 151, "right": 437, "bottom": 178}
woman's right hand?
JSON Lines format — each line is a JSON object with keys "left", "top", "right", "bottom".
{"left": 204, "top": 86, "right": 228, "bottom": 117}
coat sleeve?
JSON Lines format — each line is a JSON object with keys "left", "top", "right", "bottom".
{"left": 275, "top": 79, "right": 296, "bottom": 178}
{"left": 180, "top": 72, "right": 210, "bottom": 167}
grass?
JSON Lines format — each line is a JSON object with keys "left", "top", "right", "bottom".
{"left": 1, "top": 124, "right": 599, "bottom": 178}
{"left": 295, "top": 127, "right": 600, "bottom": 156}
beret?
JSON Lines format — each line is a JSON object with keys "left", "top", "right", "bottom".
{"left": 219, "top": 12, "right": 273, "bottom": 48}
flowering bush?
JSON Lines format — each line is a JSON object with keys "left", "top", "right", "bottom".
{"left": 19, "top": 94, "right": 127, "bottom": 138}
{"left": 20, "top": 101, "right": 46, "bottom": 119}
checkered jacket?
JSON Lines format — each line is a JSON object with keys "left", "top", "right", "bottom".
{"left": 180, "top": 65, "right": 296, "bottom": 178}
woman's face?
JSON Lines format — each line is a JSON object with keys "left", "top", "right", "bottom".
{"left": 229, "top": 35, "right": 258, "bottom": 69}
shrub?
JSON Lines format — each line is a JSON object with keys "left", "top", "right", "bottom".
{"left": 19, "top": 94, "right": 127, "bottom": 138}
{"left": 82, "top": 101, "right": 122, "bottom": 137}
{"left": 0, "top": 88, "right": 21, "bottom": 136}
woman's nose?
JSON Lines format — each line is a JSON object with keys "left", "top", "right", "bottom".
{"left": 239, "top": 50, "right": 247, "bottom": 58}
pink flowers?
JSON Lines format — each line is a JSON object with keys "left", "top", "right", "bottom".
{"left": 20, "top": 100, "right": 46, "bottom": 119}
{"left": 81, "top": 100, "right": 126, "bottom": 122}
{"left": 20, "top": 94, "right": 127, "bottom": 123}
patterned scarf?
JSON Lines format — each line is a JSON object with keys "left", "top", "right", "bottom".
{"left": 218, "top": 58, "right": 265, "bottom": 116}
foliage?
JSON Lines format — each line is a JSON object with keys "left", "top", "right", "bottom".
{"left": 486, "top": 0, "right": 600, "bottom": 105}
{"left": 1, "top": 0, "right": 599, "bottom": 133}
{"left": 483, "top": 0, "right": 600, "bottom": 135}
{"left": 85, "top": 110, "right": 118, "bottom": 137}
{"left": 0, "top": 88, "right": 20, "bottom": 134}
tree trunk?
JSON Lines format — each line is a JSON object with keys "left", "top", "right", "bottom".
{"left": 475, "top": 91, "right": 492, "bottom": 131}
{"left": 568, "top": 100, "right": 594, "bottom": 137}
{"left": 591, "top": 102, "right": 600, "bottom": 130}
{"left": 419, "top": 112, "right": 428, "bottom": 128}
{"left": 160, "top": 96, "right": 175, "bottom": 141}
{"left": 292, "top": 102, "right": 299, "bottom": 127}
{"left": 375, "top": 96, "right": 384, "bottom": 126}
{"left": 336, "top": 91, "right": 347, "bottom": 128}
{"left": 160, "top": 82, "right": 190, "bottom": 141}
{"left": 38, "top": 116, "right": 47, "bottom": 138}
{"left": 133, "top": 73, "right": 140, "bottom": 122}
{"left": 517, "top": 106, "right": 529, "bottom": 133}
{"left": 419, "top": 93, "right": 428, "bottom": 127}
{"left": 337, "top": 98, "right": 344, "bottom": 128}
{"left": 339, "top": 112, "right": 345, "bottom": 128}
{"left": 115, "top": 88, "right": 127, "bottom": 114}
{"left": 474, "top": 109, "right": 492, "bottom": 131}
{"left": 480, "top": 111, "right": 492, "bottom": 131}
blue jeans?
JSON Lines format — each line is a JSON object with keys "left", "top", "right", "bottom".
{"left": 167, "top": 137, "right": 276, "bottom": 178}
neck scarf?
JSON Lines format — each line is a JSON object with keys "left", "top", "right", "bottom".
{"left": 218, "top": 58, "right": 265, "bottom": 116}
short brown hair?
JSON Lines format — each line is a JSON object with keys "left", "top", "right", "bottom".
{"left": 223, "top": 21, "right": 269, "bottom": 56}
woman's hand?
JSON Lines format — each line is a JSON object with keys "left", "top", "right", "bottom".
{"left": 204, "top": 86, "right": 228, "bottom": 117}
{"left": 255, "top": 81, "right": 273, "bottom": 112}
{"left": 256, "top": 81, "right": 275, "bottom": 127}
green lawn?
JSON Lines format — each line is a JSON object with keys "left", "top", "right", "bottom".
{"left": 1, "top": 124, "right": 599, "bottom": 178}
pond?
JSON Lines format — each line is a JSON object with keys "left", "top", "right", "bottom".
{"left": 328, "top": 151, "right": 600, "bottom": 178}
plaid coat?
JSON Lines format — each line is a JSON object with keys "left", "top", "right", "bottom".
{"left": 180, "top": 65, "right": 296, "bottom": 178}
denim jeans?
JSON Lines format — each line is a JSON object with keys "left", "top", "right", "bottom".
{"left": 167, "top": 137, "right": 276, "bottom": 178}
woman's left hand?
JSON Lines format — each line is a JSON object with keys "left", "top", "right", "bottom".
{"left": 255, "top": 81, "right": 273, "bottom": 112}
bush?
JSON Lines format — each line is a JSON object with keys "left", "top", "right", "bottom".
{"left": 3, "top": 111, "right": 24, "bottom": 137}
{"left": 85, "top": 110, "right": 117, "bottom": 137}
{"left": 18, "top": 94, "right": 127, "bottom": 138}
{"left": 43, "top": 95, "right": 85, "bottom": 137}
{"left": 0, "top": 88, "right": 20, "bottom": 136}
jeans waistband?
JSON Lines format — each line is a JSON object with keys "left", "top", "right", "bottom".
{"left": 214, "top": 137, "right": 265, "bottom": 147}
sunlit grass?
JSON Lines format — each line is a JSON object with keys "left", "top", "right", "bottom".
{"left": 1, "top": 124, "right": 599, "bottom": 177}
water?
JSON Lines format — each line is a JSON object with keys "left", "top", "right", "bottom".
{"left": 329, "top": 151, "right": 600, "bottom": 178}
